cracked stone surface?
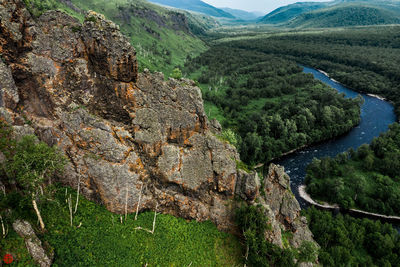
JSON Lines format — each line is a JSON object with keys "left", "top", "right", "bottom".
{"left": 0, "top": 1, "right": 317, "bottom": 255}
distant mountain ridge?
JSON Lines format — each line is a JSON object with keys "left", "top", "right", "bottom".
{"left": 260, "top": 0, "right": 400, "bottom": 27}
{"left": 220, "top": 7, "right": 263, "bottom": 20}
{"left": 147, "top": 0, "right": 235, "bottom": 18}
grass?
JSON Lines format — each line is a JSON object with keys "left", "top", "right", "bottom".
{"left": 203, "top": 101, "right": 225, "bottom": 124}
{"left": 29, "top": 186, "right": 243, "bottom": 266}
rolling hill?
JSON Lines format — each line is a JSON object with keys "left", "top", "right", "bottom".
{"left": 260, "top": 0, "right": 400, "bottom": 27}
{"left": 289, "top": 5, "right": 400, "bottom": 28}
{"left": 147, "top": 0, "right": 235, "bottom": 18}
{"left": 260, "top": 2, "right": 328, "bottom": 24}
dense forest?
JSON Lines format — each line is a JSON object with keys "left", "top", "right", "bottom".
{"left": 225, "top": 26, "right": 400, "bottom": 116}
{"left": 305, "top": 123, "right": 400, "bottom": 215}
{"left": 186, "top": 46, "right": 362, "bottom": 165}
{"left": 304, "top": 207, "right": 400, "bottom": 266}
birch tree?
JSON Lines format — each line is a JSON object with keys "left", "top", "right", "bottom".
{"left": 7, "top": 135, "right": 65, "bottom": 230}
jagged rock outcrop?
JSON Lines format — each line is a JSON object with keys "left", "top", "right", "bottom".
{"left": 260, "top": 164, "right": 316, "bottom": 248}
{"left": 0, "top": 0, "right": 243, "bottom": 231}
{"left": 13, "top": 220, "right": 53, "bottom": 267}
{"left": 0, "top": 0, "right": 316, "bottom": 253}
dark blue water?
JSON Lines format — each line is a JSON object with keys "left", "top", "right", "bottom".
{"left": 274, "top": 66, "right": 397, "bottom": 207}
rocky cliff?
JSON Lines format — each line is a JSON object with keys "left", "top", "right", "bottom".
{"left": 0, "top": 0, "right": 315, "bottom": 255}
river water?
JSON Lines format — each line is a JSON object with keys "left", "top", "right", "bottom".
{"left": 274, "top": 66, "right": 397, "bottom": 208}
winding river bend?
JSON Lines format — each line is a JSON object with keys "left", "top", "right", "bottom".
{"left": 274, "top": 66, "right": 397, "bottom": 208}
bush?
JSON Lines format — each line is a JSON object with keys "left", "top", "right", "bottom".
{"left": 171, "top": 68, "right": 183, "bottom": 79}
{"left": 218, "top": 128, "right": 239, "bottom": 148}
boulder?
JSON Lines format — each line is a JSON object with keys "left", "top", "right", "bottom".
{"left": 12, "top": 220, "right": 52, "bottom": 267}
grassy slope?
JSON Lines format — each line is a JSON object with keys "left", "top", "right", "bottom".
{"left": 0, "top": 186, "right": 242, "bottom": 266}
{"left": 147, "top": 0, "right": 235, "bottom": 18}
{"left": 69, "top": 0, "right": 208, "bottom": 75}
{"left": 42, "top": 187, "right": 242, "bottom": 266}
{"left": 24, "top": 0, "right": 208, "bottom": 76}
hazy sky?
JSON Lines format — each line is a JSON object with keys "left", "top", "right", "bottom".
{"left": 202, "top": 0, "right": 331, "bottom": 13}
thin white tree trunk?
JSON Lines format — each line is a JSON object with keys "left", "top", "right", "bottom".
{"left": 124, "top": 186, "right": 128, "bottom": 221}
{"left": 135, "top": 183, "right": 143, "bottom": 221}
{"left": 74, "top": 176, "right": 80, "bottom": 214}
{"left": 0, "top": 215, "right": 7, "bottom": 238}
{"left": 151, "top": 204, "right": 158, "bottom": 234}
{"left": 68, "top": 194, "right": 73, "bottom": 226}
{"left": 32, "top": 196, "right": 45, "bottom": 230}
{"left": 134, "top": 204, "right": 158, "bottom": 234}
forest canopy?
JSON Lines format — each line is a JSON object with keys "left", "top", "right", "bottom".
{"left": 305, "top": 123, "right": 400, "bottom": 215}
{"left": 186, "top": 45, "right": 362, "bottom": 165}
{"left": 225, "top": 26, "right": 400, "bottom": 116}
{"left": 304, "top": 207, "right": 400, "bottom": 266}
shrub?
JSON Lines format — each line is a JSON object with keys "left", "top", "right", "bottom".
{"left": 171, "top": 68, "right": 182, "bottom": 79}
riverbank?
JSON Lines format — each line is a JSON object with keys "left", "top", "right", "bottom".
{"left": 299, "top": 185, "right": 400, "bottom": 223}
{"left": 317, "top": 69, "right": 342, "bottom": 85}
{"left": 276, "top": 66, "right": 396, "bottom": 210}
{"left": 317, "top": 69, "right": 391, "bottom": 104}
{"left": 270, "top": 121, "right": 360, "bottom": 164}
{"left": 367, "top": 93, "right": 386, "bottom": 101}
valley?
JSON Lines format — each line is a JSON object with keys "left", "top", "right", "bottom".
{"left": 1, "top": 0, "right": 400, "bottom": 266}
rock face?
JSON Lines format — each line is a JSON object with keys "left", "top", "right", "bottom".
{"left": 13, "top": 220, "right": 53, "bottom": 267}
{"left": 0, "top": 0, "right": 242, "bottom": 231}
{"left": 0, "top": 0, "right": 316, "bottom": 252}
{"left": 260, "top": 164, "right": 316, "bottom": 248}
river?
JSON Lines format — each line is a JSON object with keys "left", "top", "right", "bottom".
{"left": 274, "top": 66, "right": 397, "bottom": 208}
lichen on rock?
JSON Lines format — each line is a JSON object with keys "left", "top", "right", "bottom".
{"left": 0, "top": 0, "right": 317, "bottom": 256}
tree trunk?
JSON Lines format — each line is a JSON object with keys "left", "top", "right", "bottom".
{"left": 32, "top": 197, "right": 45, "bottom": 230}
{"left": 74, "top": 176, "right": 80, "bottom": 214}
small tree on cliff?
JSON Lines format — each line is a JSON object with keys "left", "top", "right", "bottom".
{"left": 6, "top": 135, "right": 65, "bottom": 230}
{"left": 171, "top": 68, "right": 182, "bottom": 79}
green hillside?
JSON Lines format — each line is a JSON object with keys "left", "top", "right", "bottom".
{"left": 289, "top": 4, "right": 400, "bottom": 28}
{"left": 147, "top": 0, "right": 235, "bottom": 18}
{"left": 24, "top": 0, "right": 208, "bottom": 76}
{"left": 259, "top": 0, "right": 400, "bottom": 27}
{"left": 260, "top": 2, "right": 327, "bottom": 24}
